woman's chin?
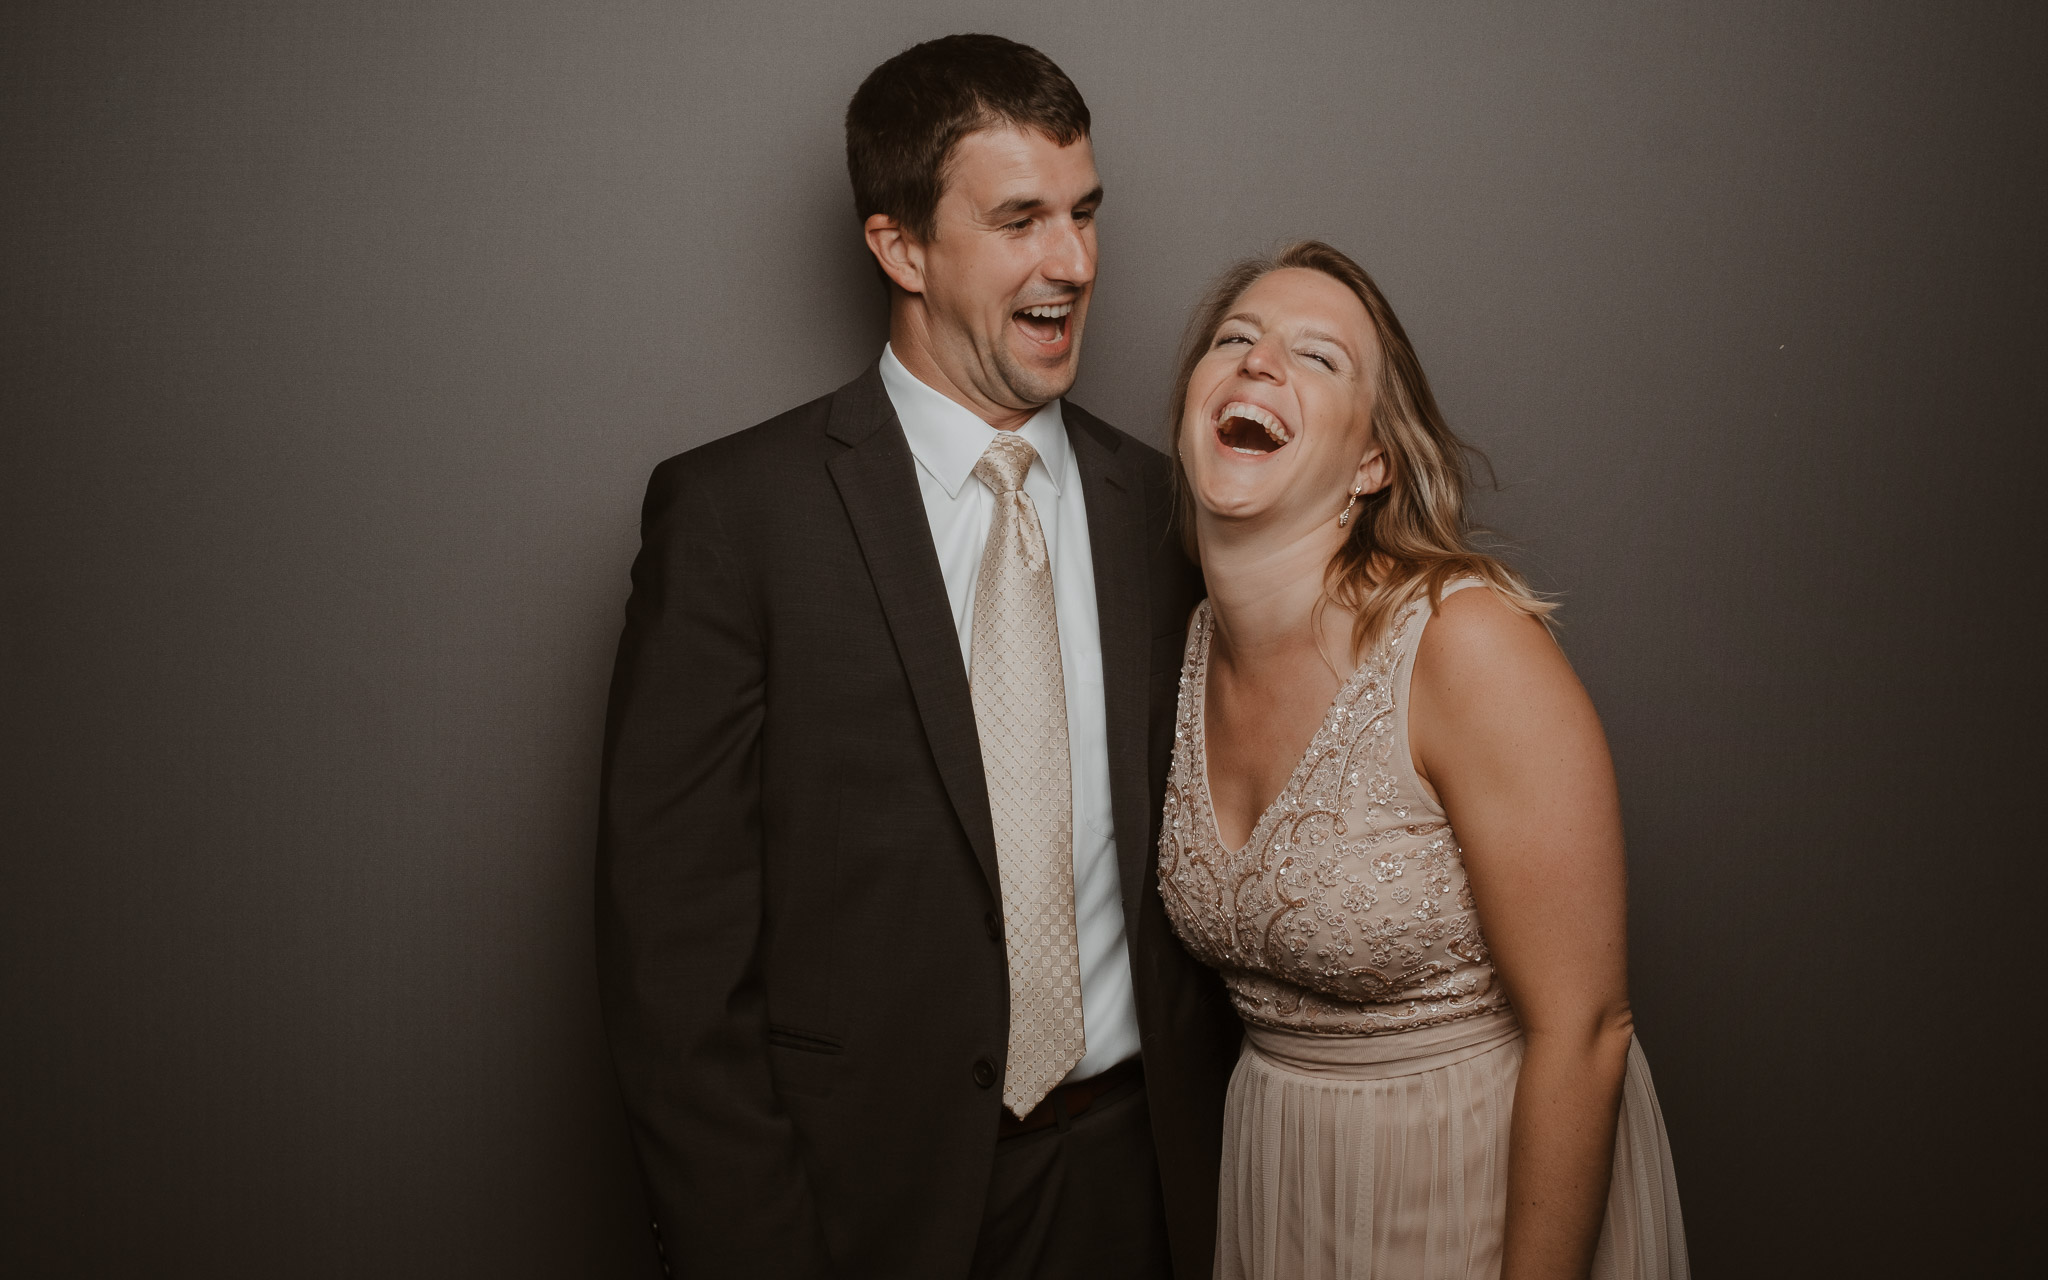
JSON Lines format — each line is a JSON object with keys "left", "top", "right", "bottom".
{"left": 1193, "top": 483, "right": 1288, "bottom": 526}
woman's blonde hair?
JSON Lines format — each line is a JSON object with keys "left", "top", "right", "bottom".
{"left": 1167, "top": 240, "right": 1554, "bottom": 655}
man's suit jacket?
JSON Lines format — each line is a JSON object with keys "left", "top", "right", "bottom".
{"left": 596, "top": 365, "right": 1241, "bottom": 1279}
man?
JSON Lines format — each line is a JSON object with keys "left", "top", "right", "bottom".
{"left": 596, "top": 34, "right": 1238, "bottom": 1280}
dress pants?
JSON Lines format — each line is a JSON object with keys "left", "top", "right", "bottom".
{"left": 968, "top": 1072, "right": 1174, "bottom": 1280}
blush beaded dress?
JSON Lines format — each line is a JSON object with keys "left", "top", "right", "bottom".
{"left": 1158, "top": 583, "right": 1688, "bottom": 1280}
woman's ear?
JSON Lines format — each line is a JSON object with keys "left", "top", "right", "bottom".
{"left": 1355, "top": 444, "right": 1390, "bottom": 495}
{"left": 863, "top": 215, "right": 925, "bottom": 294}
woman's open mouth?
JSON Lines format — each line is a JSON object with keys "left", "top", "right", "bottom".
{"left": 1013, "top": 301, "right": 1073, "bottom": 349}
{"left": 1215, "top": 401, "right": 1292, "bottom": 455}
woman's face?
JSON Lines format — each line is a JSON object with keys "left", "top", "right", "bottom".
{"left": 1178, "top": 267, "right": 1383, "bottom": 535}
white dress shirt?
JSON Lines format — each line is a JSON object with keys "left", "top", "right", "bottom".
{"left": 880, "top": 344, "right": 1139, "bottom": 1082}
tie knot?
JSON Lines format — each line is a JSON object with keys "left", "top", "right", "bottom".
{"left": 973, "top": 432, "right": 1038, "bottom": 495}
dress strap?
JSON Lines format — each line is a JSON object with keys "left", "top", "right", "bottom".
{"left": 1387, "top": 578, "right": 1486, "bottom": 817}
{"left": 1181, "top": 597, "right": 1212, "bottom": 666}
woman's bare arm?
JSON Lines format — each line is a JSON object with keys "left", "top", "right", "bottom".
{"left": 1409, "top": 586, "right": 1634, "bottom": 1280}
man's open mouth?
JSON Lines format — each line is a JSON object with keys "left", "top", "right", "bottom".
{"left": 1014, "top": 301, "right": 1073, "bottom": 345}
{"left": 1215, "top": 401, "right": 1292, "bottom": 454}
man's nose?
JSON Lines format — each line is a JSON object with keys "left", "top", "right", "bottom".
{"left": 1040, "top": 216, "right": 1096, "bottom": 287}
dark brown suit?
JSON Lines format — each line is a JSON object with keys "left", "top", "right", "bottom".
{"left": 596, "top": 366, "right": 1239, "bottom": 1278}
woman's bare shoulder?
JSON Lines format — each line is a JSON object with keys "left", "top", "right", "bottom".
{"left": 1410, "top": 584, "right": 1606, "bottom": 797}
{"left": 1418, "top": 584, "right": 1563, "bottom": 686}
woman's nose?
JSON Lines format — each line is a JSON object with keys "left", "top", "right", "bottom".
{"left": 1239, "top": 336, "right": 1285, "bottom": 381}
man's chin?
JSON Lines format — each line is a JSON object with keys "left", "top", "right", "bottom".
{"left": 996, "top": 350, "right": 1081, "bottom": 408}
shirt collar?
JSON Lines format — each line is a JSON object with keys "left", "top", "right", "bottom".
{"left": 880, "top": 343, "right": 1068, "bottom": 500}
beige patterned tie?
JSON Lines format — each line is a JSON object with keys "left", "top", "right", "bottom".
{"left": 969, "top": 432, "right": 1086, "bottom": 1117}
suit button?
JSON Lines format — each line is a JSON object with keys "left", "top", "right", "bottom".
{"left": 984, "top": 911, "right": 1002, "bottom": 942}
{"left": 972, "top": 1058, "right": 997, "bottom": 1088}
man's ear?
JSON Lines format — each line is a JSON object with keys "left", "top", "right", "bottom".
{"left": 864, "top": 215, "right": 926, "bottom": 295}
{"left": 1355, "top": 444, "right": 1390, "bottom": 496}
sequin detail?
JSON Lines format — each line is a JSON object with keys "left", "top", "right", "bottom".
{"left": 1157, "top": 591, "right": 1508, "bottom": 1037}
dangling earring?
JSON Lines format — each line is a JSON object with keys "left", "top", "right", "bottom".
{"left": 1337, "top": 485, "right": 1363, "bottom": 528}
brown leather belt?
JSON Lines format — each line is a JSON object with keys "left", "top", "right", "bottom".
{"left": 996, "top": 1056, "right": 1143, "bottom": 1140}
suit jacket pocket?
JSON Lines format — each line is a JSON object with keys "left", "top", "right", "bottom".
{"left": 766, "top": 1024, "right": 841, "bottom": 1100}
{"left": 766, "top": 1024, "right": 843, "bottom": 1054}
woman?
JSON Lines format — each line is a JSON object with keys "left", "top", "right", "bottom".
{"left": 1157, "top": 241, "right": 1687, "bottom": 1279}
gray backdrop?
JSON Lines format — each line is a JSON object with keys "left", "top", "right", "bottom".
{"left": 5, "top": 1, "right": 2042, "bottom": 1275}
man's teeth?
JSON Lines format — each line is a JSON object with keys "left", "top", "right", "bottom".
{"left": 1220, "top": 401, "right": 1290, "bottom": 444}
{"left": 1020, "top": 303, "right": 1073, "bottom": 318}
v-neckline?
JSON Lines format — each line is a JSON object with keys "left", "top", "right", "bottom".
{"left": 1191, "top": 600, "right": 1377, "bottom": 859}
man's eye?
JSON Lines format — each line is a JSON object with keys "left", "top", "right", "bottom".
{"left": 1074, "top": 208, "right": 1096, "bottom": 224}
{"left": 1007, "top": 218, "right": 1032, "bottom": 231}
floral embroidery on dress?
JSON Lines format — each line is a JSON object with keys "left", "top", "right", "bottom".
{"left": 1157, "top": 591, "right": 1510, "bottom": 1037}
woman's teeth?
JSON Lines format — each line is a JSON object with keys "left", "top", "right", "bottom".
{"left": 1217, "top": 401, "right": 1290, "bottom": 454}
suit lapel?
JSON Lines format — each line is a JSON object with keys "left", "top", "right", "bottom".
{"left": 825, "top": 368, "right": 1001, "bottom": 894}
{"left": 1067, "top": 407, "right": 1156, "bottom": 931}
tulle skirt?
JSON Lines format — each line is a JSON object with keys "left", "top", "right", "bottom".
{"left": 1216, "top": 1010, "right": 1687, "bottom": 1280}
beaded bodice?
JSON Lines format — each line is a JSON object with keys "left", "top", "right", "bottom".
{"left": 1158, "top": 585, "right": 1509, "bottom": 1037}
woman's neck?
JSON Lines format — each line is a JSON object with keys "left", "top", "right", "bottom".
{"left": 1201, "top": 517, "right": 1355, "bottom": 677}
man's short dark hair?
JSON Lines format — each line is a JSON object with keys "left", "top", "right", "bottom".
{"left": 845, "top": 34, "right": 1091, "bottom": 243}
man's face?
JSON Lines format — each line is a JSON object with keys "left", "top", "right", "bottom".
{"left": 916, "top": 126, "right": 1100, "bottom": 411}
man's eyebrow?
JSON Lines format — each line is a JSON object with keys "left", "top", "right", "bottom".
{"left": 987, "top": 186, "right": 1107, "bottom": 220}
